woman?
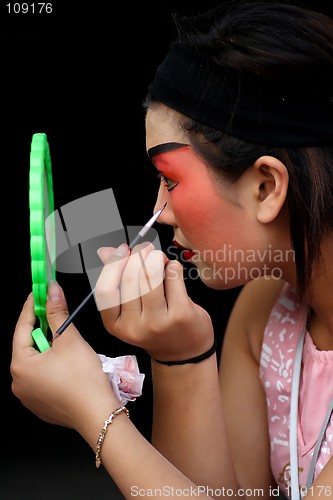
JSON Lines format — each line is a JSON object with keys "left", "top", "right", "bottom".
{"left": 11, "top": 1, "right": 333, "bottom": 498}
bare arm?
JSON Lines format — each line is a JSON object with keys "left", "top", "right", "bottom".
{"left": 96, "top": 245, "right": 238, "bottom": 490}
{"left": 151, "top": 354, "right": 238, "bottom": 491}
{"left": 89, "top": 246, "right": 283, "bottom": 495}
{"left": 11, "top": 293, "right": 213, "bottom": 499}
{"left": 219, "top": 278, "right": 285, "bottom": 496}
{"left": 150, "top": 278, "right": 281, "bottom": 496}
{"left": 77, "top": 391, "right": 216, "bottom": 498}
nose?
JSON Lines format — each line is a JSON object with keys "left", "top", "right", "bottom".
{"left": 153, "top": 184, "right": 176, "bottom": 226}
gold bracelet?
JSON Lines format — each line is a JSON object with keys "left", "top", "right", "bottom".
{"left": 95, "top": 406, "right": 130, "bottom": 468}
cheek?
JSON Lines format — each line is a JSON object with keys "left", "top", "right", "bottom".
{"left": 172, "top": 178, "right": 227, "bottom": 246}
{"left": 172, "top": 180, "right": 249, "bottom": 254}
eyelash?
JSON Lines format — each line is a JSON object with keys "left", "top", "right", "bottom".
{"left": 156, "top": 173, "right": 179, "bottom": 192}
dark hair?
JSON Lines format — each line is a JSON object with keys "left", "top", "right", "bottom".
{"left": 146, "top": 1, "right": 333, "bottom": 296}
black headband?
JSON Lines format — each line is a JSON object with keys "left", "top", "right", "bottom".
{"left": 149, "top": 42, "right": 333, "bottom": 147}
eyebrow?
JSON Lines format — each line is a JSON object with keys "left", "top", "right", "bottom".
{"left": 147, "top": 142, "right": 189, "bottom": 159}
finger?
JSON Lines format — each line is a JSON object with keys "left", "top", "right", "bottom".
{"left": 140, "top": 250, "right": 169, "bottom": 313}
{"left": 95, "top": 244, "right": 130, "bottom": 312}
{"left": 12, "top": 293, "right": 37, "bottom": 353}
{"left": 120, "top": 242, "right": 155, "bottom": 311}
{"left": 163, "top": 260, "right": 189, "bottom": 310}
{"left": 99, "top": 243, "right": 154, "bottom": 332}
{"left": 46, "top": 281, "right": 75, "bottom": 338}
{"left": 97, "top": 246, "right": 116, "bottom": 264}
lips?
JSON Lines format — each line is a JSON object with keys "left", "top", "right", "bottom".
{"left": 173, "top": 240, "right": 195, "bottom": 261}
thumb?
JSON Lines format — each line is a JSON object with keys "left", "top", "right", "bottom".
{"left": 46, "top": 281, "right": 72, "bottom": 337}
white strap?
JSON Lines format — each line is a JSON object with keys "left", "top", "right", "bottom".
{"left": 289, "top": 322, "right": 333, "bottom": 498}
{"left": 289, "top": 327, "right": 306, "bottom": 500}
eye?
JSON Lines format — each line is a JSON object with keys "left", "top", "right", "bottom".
{"left": 157, "top": 172, "right": 179, "bottom": 192}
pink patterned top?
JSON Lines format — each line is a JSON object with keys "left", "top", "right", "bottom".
{"left": 259, "top": 282, "right": 333, "bottom": 497}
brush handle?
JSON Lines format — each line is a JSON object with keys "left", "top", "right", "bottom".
{"left": 56, "top": 288, "right": 95, "bottom": 334}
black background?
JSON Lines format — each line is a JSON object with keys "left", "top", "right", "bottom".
{"left": 1, "top": 1, "right": 332, "bottom": 499}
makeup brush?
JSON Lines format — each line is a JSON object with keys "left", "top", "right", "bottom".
{"left": 55, "top": 202, "right": 167, "bottom": 335}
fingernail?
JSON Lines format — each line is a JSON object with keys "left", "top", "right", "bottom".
{"left": 97, "top": 247, "right": 104, "bottom": 257}
{"left": 47, "top": 280, "right": 63, "bottom": 301}
{"left": 114, "top": 244, "right": 129, "bottom": 257}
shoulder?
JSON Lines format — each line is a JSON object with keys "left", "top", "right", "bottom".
{"left": 221, "top": 277, "right": 287, "bottom": 363}
{"left": 230, "top": 277, "right": 287, "bottom": 328}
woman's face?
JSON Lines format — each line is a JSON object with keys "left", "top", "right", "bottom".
{"left": 145, "top": 104, "right": 284, "bottom": 289}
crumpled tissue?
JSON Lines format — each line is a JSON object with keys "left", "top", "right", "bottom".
{"left": 98, "top": 354, "right": 145, "bottom": 406}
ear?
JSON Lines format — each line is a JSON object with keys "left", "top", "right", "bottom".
{"left": 254, "top": 156, "right": 289, "bottom": 223}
